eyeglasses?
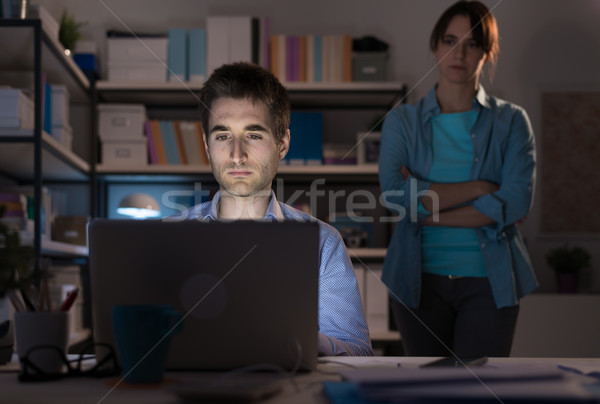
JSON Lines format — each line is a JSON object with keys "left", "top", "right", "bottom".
{"left": 19, "top": 342, "right": 121, "bottom": 382}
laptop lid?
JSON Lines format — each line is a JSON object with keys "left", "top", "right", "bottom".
{"left": 88, "top": 219, "right": 319, "bottom": 371}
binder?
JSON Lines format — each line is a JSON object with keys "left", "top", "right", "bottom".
{"left": 168, "top": 29, "right": 187, "bottom": 82}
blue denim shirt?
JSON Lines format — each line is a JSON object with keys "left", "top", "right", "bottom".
{"left": 379, "top": 86, "right": 538, "bottom": 308}
{"left": 172, "top": 190, "right": 373, "bottom": 356}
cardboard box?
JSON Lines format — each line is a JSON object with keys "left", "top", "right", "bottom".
{"left": 98, "top": 104, "right": 146, "bottom": 141}
{"left": 102, "top": 139, "right": 147, "bottom": 166}
{"left": 52, "top": 216, "right": 88, "bottom": 246}
{"left": 352, "top": 52, "right": 387, "bottom": 81}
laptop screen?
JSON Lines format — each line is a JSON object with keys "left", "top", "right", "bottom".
{"left": 88, "top": 219, "right": 319, "bottom": 371}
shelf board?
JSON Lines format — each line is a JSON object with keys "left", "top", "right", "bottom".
{"left": 95, "top": 163, "right": 377, "bottom": 176}
{"left": 19, "top": 234, "right": 88, "bottom": 257}
{"left": 348, "top": 248, "right": 387, "bottom": 259}
{"left": 0, "top": 129, "right": 89, "bottom": 181}
{"left": 96, "top": 80, "right": 406, "bottom": 108}
{"left": 370, "top": 330, "right": 401, "bottom": 341}
{"left": 0, "top": 19, "right": 90, "bottom": 103}
{"left": 96, "top": 164, "right": 378, "bottom": 181}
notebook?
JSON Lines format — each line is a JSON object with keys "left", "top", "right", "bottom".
{"left": 88, "top": 219, "right": 319, "bottom": 371}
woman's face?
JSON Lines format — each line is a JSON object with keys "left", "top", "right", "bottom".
{"left": 434, "top": 15, "right": 488, "bottom": 87}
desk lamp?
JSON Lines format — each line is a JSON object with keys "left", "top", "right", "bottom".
{"left": 116, "top": 193, "right": 161, "bottom": 219}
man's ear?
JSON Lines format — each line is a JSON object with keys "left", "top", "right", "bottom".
{"left": 279, "top": 129, "right": 290, "bottom": 160}
{"left": 203, "top": 134, "right": 211, "bottom": 162}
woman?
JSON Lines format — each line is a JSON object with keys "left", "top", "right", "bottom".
{"left": 379, "top": 0, "right": 537, "bottom": 357}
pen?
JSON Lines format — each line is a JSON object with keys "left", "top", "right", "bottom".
{"left": 7, "top": 290, "right": 26, "bottom": 312}
{"left": 59, "top": 287, "right": 79, "bottom": 312}
{"left": 20, "top": 288, "right": 37, "bottom": 311}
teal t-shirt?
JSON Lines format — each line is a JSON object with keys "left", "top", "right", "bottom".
{"left": 421, "top": 109, "right": 487, "bottom": 277}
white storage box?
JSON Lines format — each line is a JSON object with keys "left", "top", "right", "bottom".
{"left": 98, "top": 104, "right": 146, "bottom": 141}
{"left": 102, "top": 139, "right": 148, "bottom": 166}
{"left": 51, "top": 124, "right": 73, "bottom": 150}
{"left": 51, "top": 85, "right": 70, "bottom": 126}
{"left": 107, "top": 62, "right": 167, "bottom": 82}
{"left": 0, "top": 88, "right": 34, "bottom": 129}
{"left": 107, "top": 37, "right": 168, "bottom": 63}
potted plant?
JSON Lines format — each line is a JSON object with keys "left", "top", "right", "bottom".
{"left": 546, "top": 244, "right": 591, "bottom": 293}
{"left": 0, "top": 206, "right": 36, "bottom": 364}
{"left": 58, "top": 9, "right": 87, "bottom": 53}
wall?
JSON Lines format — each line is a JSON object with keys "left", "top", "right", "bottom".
{"left": 40, "top": 0, "right": 600, "bottom": 293}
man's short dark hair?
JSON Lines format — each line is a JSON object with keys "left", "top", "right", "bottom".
{"left": 199, "top": 62, "right": 291, "bottom": 143}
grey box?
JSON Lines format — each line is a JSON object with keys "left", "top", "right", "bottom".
{"left": 352, "top": 52, "right": 387, "bottom": 81}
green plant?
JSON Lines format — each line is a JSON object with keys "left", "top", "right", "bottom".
{"left": 546, "top": 244, "right": 591, "bottom": 274}
{"left": 0, "top": 206, "right": 36, "bottom": 298}
{"left": 58, "top": 9, "right": 86, "bottom": 51}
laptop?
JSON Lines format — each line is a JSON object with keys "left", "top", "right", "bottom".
{"left": 88, "top": 219, "right": 319, "bottom": 371}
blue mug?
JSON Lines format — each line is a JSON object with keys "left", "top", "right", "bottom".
{"left": 112, "top": 304, "right": 183, "bottom": 383}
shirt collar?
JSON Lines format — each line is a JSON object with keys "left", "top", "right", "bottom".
{"left": 205, "top": 190, "right": 283, "bottom": 221}
{"left": 423, "top": 84, "right": 491, "bottom": 121}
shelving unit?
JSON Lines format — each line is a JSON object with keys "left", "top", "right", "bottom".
{"left": 1, "top": 19, "right": 93, "bottom": 345}
{"left": 0, "top": 19, "right": 92, "bottom": 261}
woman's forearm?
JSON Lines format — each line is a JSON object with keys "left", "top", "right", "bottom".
{"left": 422, "top": 181, "right": 499, "bottom": 212}
{"left": 423, "top": 205, "right": 496, "bottom": 228}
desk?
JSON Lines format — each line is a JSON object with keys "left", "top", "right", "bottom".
{"left": 1, "top": 356, "right": 600, "bottom": 403}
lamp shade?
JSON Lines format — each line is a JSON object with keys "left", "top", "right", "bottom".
{"left": 116, "top": 193, "right": 161, "bottom": 219}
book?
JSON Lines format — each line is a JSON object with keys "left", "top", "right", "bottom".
{"left": 305, "top": 35, "right": 315, "bottom": 82}
{"left": 168, "top": 28, "right": 187, "bottom": 82}
{"left": 188, "top": 28, "right": 206, "bottom": 82}
{"left": 194, "top": 121, "right": 209, "bottom": 165}
{"left": 230, "top": 16, "right": 255, "bottom": 64}
{"left": 178, "top": 121, "right": 204, "bottom": 165}
{"left": 171, "top": 120, "right": 187, "bottom": 165}
{"left": 159, "top": 120, "right": 180, "bottom": 164}
{"left": 144, "top": 120, "right": 158, "bottom": 164}
{"left": 149, "top": 120, "right": 167, "bottom": 164}
{"left": 314, "top": 35, "right": 322, "bottom": 82}
{"left": 206, "top": 16, "right": 230, "bottom": 77}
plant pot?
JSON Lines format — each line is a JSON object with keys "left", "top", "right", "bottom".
{"left": 556, "top": 272, "right": 578, "bottom": 294}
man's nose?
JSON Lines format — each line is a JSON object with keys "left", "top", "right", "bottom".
{"left": 230, "top": 138, "right": 247, "bottom": 164}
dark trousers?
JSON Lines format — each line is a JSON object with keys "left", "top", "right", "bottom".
{"left": 391, "top": 273, "right": 519, "bottom": 357}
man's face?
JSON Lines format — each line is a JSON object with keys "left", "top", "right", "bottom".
{"left": 204, "top": 97, "right": 289, "bottom": 198}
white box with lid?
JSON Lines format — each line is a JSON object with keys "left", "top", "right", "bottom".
{"left": 0, "top": 88, "right": 34, "bottom": 129}
{"left": 98, "top": 104, "right": 146, "bottom": 141}
{"left": 102, "top": 139, "right": 148, "bottom": 166}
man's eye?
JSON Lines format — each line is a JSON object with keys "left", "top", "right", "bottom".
{"left": 214, "top": 134, "right": 229, "bottom": 141}
{"left": 248, "top": 133, "right": 262, "bottom": 140}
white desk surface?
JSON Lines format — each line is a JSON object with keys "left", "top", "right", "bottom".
{"left": 1, "top": 356, "right": 599, "bottom": 403}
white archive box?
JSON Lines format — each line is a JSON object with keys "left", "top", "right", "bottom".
{"left": 107, "top": 62, "right": 167, "bottom": 82}
{"left": 107, "top": 37, "right": 168, "bottom": 63}
{"left": 51, "top": 85, "right": 70, "bottom": 126}
{"left": 98, "top": 104, "right": 146, "bottom": 141}
{"left": 0, "top": 88, "right": 34, "bottom": 129}
{"left": 102, "top": 139, "right": 148, "bottom": 166}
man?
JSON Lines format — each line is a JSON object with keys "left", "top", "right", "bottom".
{"left": 173, "top": 62, "right": 373, "bottom": 356}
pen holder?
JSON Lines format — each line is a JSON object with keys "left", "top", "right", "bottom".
{"left": 0, "top": 320, "right": 14, "bottom": 365}
{"left": 14, "top": 312, "right": 69, "bottom": 374}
